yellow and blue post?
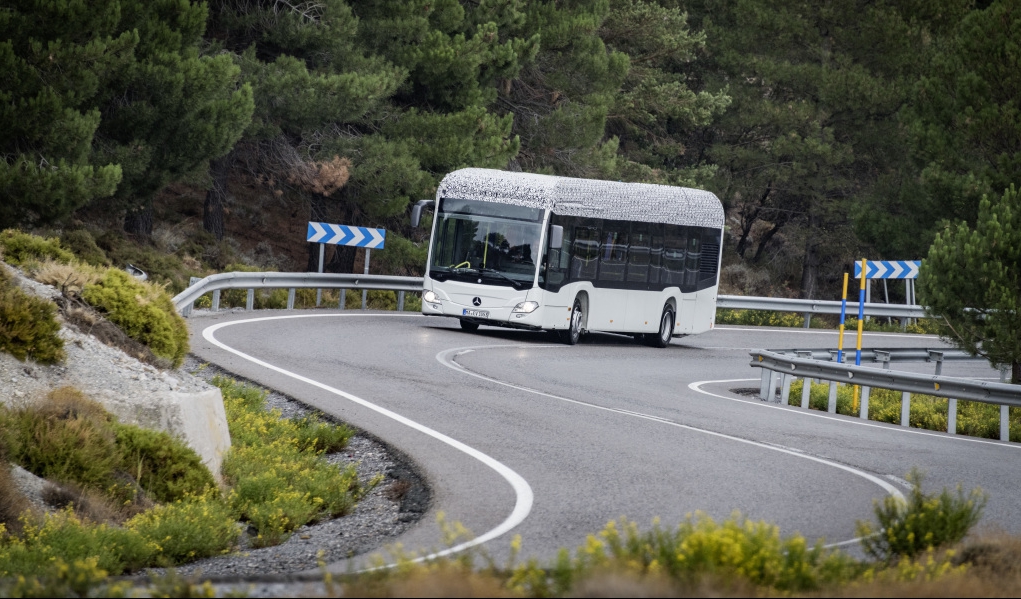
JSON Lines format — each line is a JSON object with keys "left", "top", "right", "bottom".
{"left": 853, "top": 259, "right": 867, "bottom": 411}
{"left": 837, "top": 273, "right": 848, "bottom": 363}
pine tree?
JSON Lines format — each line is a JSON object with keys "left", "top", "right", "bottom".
{"left": 918, "top": 186, "right": 1021, "bottom": 383}
{"left": 0, "top": 0, "right": 129, "bottom": 229}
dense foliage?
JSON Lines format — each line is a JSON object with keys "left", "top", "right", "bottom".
{"left": 0, "top": 263, "right": 65, "bottom": 364}
{"left": 2, "top": 0, "right": 1017, "bottom": 319}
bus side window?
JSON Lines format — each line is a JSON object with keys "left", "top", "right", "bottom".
{"left": 626, "top": 222, "right": 650, "bottom": 285}
{"left": 648, "top": 224, "right": 664, "bottom": 290}
{"left": 571, "top": 226, "right": 600, "bottom": 281}
{"left": 662, "top": 224, "right": 687, "bottom": 287}
{"left": 598, "top": 220, "right": 627, "bottom": 283}
{"left": 685, "top": 229, "right": 701, "bottom": 290}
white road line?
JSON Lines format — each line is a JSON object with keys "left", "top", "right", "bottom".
{"left": 689, "top": 378, "right": 1020, "bottom": 450}
{"left": 435, "top": 345, "right": 906, "bottom": 519}
{"left": 201, "top": 314, "right": 534, "bottom": 563}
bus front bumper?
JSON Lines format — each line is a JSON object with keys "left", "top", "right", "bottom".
{"left": 422, "top": 299, "right": 546, "bottom": 330}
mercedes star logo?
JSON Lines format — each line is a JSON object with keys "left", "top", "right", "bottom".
{"left": 472, "top": 297, "right": 482, "bottom": 306}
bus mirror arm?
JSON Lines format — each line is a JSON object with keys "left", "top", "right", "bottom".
{"left": 549, "top": 225, "right": 564, "bottom": 250}
{"left": 411, "top": 199, "right": 434, "bottom": 228}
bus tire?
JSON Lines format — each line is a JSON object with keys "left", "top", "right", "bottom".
{"left": 647, "top": 306, "right": 674, "bottom": 348}
{"left": 459, "top": 319, "right": 480, "bottom": 333}
{"left": 561, "top": 298, "right": 584, "bottom": 345}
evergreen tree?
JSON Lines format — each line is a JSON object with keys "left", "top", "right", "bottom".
{"left": 917, "top": 186, "right": 1021, "bottom": 383}
{"left": 89, "top": 0, "right": 254, "bottom": 236}
{"left": 863, "top": 0, "right": 1019, "bottom": 258}
{"left": 600, "top": 0, "right": 729, "bottom": 186}
{"left": 0, "top": 0, "right": 129, "bottom": 229}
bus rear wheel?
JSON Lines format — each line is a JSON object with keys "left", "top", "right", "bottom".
{"left": 459, "top": 319, "right": 480, "bottom": 333}
{"left": 646, "top": 306, "right": 674, "bottom": 348}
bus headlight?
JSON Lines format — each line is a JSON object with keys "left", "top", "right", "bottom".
{"left": 423, "top": 290, "right": 439, "bottom": 304}
{"left": 512, "top": 301, "right": 539, "bottom": 314}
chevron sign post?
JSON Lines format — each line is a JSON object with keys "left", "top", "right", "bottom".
{"left": 307, "top": 222, "right": 387, "bottom": 309}
{"left": 854, "top": 260, "right": 921, "bottom": 279}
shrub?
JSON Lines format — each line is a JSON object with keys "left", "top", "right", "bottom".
{"left": 0, "top": 463, "right": 35, "bottom": 534}
{"left": 0, "top": 273, "right": 65, "bottom": 364}
{"left": 214, "top": 376, "right": 359, "bottom": 546}
{"left": 0, "top": 510, "right": 157, "bottom": 577}
{"left": 59, "top": 229, "right": 109, "bottom": 267}
{"left": 0, "top": 230, "right": 74, "bottom": 266}
{"left": 27, "top": 259, "right": 102, "bottom": 297}
{"left": 81, "top": 268, "right": 189, "bottom": 367}
{"left": 126, "top": 496, "right": 239, "bottom": 565}
{"left": 857, "top": 470, "right": 986, "bottom": 563}
{"left": 114, "top": 425, "right": 216, "bottom": 503}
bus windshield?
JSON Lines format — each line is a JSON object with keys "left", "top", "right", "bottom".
{"left": 429, "top": 198, "right": 544, "bottom": 289}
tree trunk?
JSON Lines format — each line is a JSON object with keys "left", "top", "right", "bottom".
{"left": 204, "top": 155, "right": 230, "bottom": 240}
{"left": 799, "top": 214, "right": 819, "bottom": 299}
{"left": 327, "top": 245, "right": 357, "bottom": 274}
{"left": 1013, "top": 360, "right": 1020, "bottom": 385}
{"left": 124, "top": 202, "right": 153, "bottom": 237}
{"left": 306, "top": 195, "right": 329, "bottom": 272}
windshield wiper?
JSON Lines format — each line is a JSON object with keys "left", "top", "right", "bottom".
{"left": 480, "top": 268, "right": 526, "bottom": 289}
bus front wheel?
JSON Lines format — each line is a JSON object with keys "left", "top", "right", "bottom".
{"left": 559, "top": 298, "right": 584, "bottom": 345}
{"left": 459, "top": 319, "right": 480, "bottom": 333}
{"left": 646, "top": 306, "right": 674, "bottom": 348}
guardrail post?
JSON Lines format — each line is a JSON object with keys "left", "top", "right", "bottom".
{"left": 759, "top": 368, "right": 770, "bottom": 400}
{"left": 1001, "top": 405, "right": 1010, "bottom": 441}
{"left": 928, "top": 350, "right": 944, "bottom": 375}
{"left": 398, "top": 291, "right": 406, "bottom": 311}
{"left": 947, "top": 398, "right": 957, "bottom": 434}
{"left": 794, "top": 351, "right": 812, "bottom": 409}
{"left": 286, "top": 288, "right": 295, "bottom": 310}
{"left": 860, "top": 386, "right": 870, "bottom": 419}
{"left": 1000, "top": 365, "right": 1010, "bottom": 383}
{"left": 802, "top": 312, "right": 811, "bottom": 328}
{"left": 827, "top": 382, "right": 838, "bottom": 413}
{"left": 212, "top": 290, "right": 220, "bottom": 311}
{"left": 901, "top": 392, "right": 911, "bottom": 426}
{"left": 339, "top": 288, "right": 346, "bottom": 309}
{"left": 246, "top": 289, "right": 254, "bottom": 311}
{"left": 874, "top": 350, "right": 891, "bottom": 370}
{"left": 780, "top": 372, "right": 792, "bottom": 405}
{"left": 361, "top": 289, "right": 368, "bottom": 310}
{"left": 767, "top": 369, "right": 780, "bottom": 402}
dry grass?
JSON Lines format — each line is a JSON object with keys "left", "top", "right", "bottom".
{"left": 40, "top": 481, "right": 141, "bottom": 525}
{"left": 0, "top": 462, "right": 36, "bottom": 534}
{"left": 28, "top": 259, "right": 101, "bottom": 297}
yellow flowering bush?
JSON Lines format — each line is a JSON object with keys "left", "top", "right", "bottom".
{"left": 126, "top": 495, "right": 239, "bottom": 564}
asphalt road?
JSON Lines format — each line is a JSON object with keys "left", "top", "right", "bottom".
{"left": 187, "top": 310, "right": 1019, "bottom": 572}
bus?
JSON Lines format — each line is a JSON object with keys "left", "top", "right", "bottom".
{"left": 411, "top": 168, "right": 724, "bottom": 347}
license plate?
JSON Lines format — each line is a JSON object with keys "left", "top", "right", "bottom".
{"left": 462, "top": 309, "right": 489, "bottom": 318}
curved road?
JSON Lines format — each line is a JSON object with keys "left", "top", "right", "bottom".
{"left": 187, "top": 310, "right": 1019, "bottom": 570}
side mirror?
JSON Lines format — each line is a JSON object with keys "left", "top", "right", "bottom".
{"left": 411, "top": 199, "right": 433, "bottom": 228}
{"left": 549, "top": 225, "right": 564, "bottom": 250}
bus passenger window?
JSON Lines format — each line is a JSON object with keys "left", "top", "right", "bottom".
{"left": 648, "top": 225, "right": 664, "bottom": 290}
{"left": 598, "top": 223, "right": 627, "bottom": 282}
{"left": 662, "top": 225, "right": 687, "bottom": 287}
{"left": 685, "top": 231, "right": 701, "bottom": 290}
{"left": 626, "top": 222, "right": 651, "bottom": 284}
{"left": 571, "top": 227, "right": 600, "bottom": 281}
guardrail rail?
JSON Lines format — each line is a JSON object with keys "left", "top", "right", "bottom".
{"left": 750, "top": 349, "right": 1018, "bottom": 441}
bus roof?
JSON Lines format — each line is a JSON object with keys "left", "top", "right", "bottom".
{"left": 436, "top": 168, "right": 724, "bottom": 228}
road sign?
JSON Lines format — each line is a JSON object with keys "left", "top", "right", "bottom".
{"left": 306, "top": 222, "right": 385, "bottom": 249}
{"left": 854, "top": 260, "right": 920, "bottom": 279}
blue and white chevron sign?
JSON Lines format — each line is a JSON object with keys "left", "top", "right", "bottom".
{"left": 306, "top": 222, "right": 385, "bottom": 249}
{"left": 855, "top": 260, "right": 921, "bottom": 279}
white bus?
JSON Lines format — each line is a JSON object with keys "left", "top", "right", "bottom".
{"left": 411, "top": 168, "right": 724, "bottom": 346}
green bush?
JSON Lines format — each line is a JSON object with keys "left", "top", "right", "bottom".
{"left": 0, "top": 230, "right": 74, "bottom": 266}
{"left": 82, "top": 268, "right": 189, "bottom": 368}
{"left": 0, "top": 271, "right": 65, "bottom": 364}
{"left": 214, "top": 376, "right": 359, "bottom": 546}
{"left": 95, "top": 231, "right": 204, "bottom": 294}
{"left": 125, "top": 496, "right": 239, "bottom": 565}
{"left": 59, "top": 229, "right": 110, "bottom": 267}
{"left": 114, "top": 425, "right": 216, "bottom": 503}
{"left": 857, "top": 470, "right": 986, "bottom": 562}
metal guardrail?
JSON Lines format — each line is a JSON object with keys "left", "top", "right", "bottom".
{"left": 717, "top": 295, "right": 928, "bottom": 320}
{"left": 765, "top": 348, "right": 977, "bottom": 365}
{"left": 172, "top": 272, "right": 423, "bottom": 315}
{"left": 750, "top": 349, "right": 1018, "bottom": 441}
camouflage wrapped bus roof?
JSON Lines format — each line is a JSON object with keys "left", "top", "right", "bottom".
{"left": 437, "top": 168, "right": 724, "bottom": 228}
